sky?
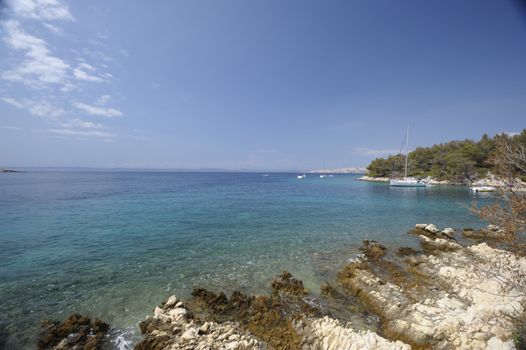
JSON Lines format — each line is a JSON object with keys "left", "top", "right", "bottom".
{"left": 0, "top": 0, "right": 525, "bottom": 170}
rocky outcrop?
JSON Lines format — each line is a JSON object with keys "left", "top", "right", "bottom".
{"left": 357, "top": 176, "right": 390, "bottom": 182}
{"left": 337, "top": 233, "right": 526, "bottom": 349}
{"left": 441, "top": 227, "right": 456, "bottom": 239}
{"left": 136, "top": 295, "right": 262, "bottom": 350}
{"left": 136, "top": 271, "right": 410, "bottom": 350}
{"left": 294, "top": 316, "right": 410, "bottom": 350}
{"left": 462, "top": 224, "right": 507, "bottom": 240}
{"left": 37, "top": 314, "right": 110, "bottom": 350}
{"left": 410, "top": 223, "right": 458, "bottom": 241}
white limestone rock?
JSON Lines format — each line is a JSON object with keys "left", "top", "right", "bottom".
{"left": 345, "top": 235, "right": 526, "bottom": 349}
{"left": 424, "top": 224, "right": 440, "bottom": 234}
{"left": 441, "top": 227, "right": 456, "bottom": 239}
{"left": 295, "top": 316, "right": 410, "bottom": 350}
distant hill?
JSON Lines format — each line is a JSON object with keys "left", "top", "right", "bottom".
{"left": 309, "top": 167, "right": 366, "bottom": 174}
{"left": 365, "top": 129, "right": 526, "bottom": 182}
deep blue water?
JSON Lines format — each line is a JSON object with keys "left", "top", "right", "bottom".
{"left": 0, "top": 171, "right": 491, "bottom": 348}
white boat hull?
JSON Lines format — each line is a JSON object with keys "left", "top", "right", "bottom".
{"left": 470, "top": 186, "right": 495, "bottom": 192}
{"left": 390, "top": 179, "right": 427, "bottom": 187}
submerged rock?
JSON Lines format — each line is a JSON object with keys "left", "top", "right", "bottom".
{"left": 462, "top": 227, "right": 507, "bottom": 240}
{"left": 37, "top": 314, "right": 109, "bottom": 350}
{"left": 271, "top": 270, "right": 308, "bottom": 297}
{"left": 396, "top": 247, "right": 418, "bottom": 257}
{"left": 360, "top": 240, "right": 388, "bottom": 261}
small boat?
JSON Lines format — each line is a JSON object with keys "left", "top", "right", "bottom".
{"left": 389, "top": 127, "right": 427, "bottom": 188}
{"left": 297, "top": 174, "right": 306, "bottom": 179}
{"left": 470, "top": 186, "right": 495, "bottom": 193}
{"left": 320, "top": 174, "right": 326, "bottom": 178}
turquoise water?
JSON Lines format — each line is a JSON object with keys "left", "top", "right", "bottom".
{"left": 0, "top": 172, "right": 490, "bottom": 348}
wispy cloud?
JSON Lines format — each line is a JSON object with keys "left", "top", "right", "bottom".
{"left": 2, "top": 20, "right": 70, "bottom": 87}
{"left": 73, "top": 62, "right": 105, "bottom": 82}
{"left": 354, "top": 147, "right": 399, "bottom": 156}
{"left": 74, "top": 102, "right": 122, "bottom": 117}
{"left": 1, "top": 125, "right": 22, "bottom": 130}
{"left": 2, "top": 96, "right": 25, "bottom": 108}
{"left": 60, "top": 118, "right": 105, "bottom": 129}
{"left": 95, "top": 94, "right": 111, "bottom": 105}
{"left": 2, "top": 0, "right": 123, "bottom": 142}
{"left": 8, "top": 0, "right": 74, "bottom": 21}
{"left": 48, "top": 128, "right": 116, "bottom": 138}
{"left": 2, "top": 96, "right": 64, "bottom": 118}
{"left": 42, "top": 22, "right": 63, "bottom": 34}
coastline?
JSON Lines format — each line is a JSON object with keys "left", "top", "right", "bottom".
{"left": 357, "top": 174, "right": 526, "bottom": 189}
{"left": 357, "top": 175, "right": 461, "bottom": 185}
{"left": 39, "top": 223, "right": 526, "bottom": 349}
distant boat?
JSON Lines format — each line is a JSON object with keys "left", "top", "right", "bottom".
{"left": 471, "top": 185, "right": 495, "bottom": 193}
{"left": 297, "top": 174, "right": 306, "bottom": 179}
{"left": 320, "top": 174, "right": 326, "bottom": 178}
{"left": 389, "top": 127, "right": 427, "bottom": 188}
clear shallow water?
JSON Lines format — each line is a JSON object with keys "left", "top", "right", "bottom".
{"left": 0, "top": 172, "right": 491, "bottom": 348}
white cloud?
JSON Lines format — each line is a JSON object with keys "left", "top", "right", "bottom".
{"left": 29, "top": 101, "right": 64, "bottom": 118}
{"left": 95, "top": 94, "right": 111, "bottom": 105}
{"left": 60, "top": 118, "right": 105, "bottom": 129}
{"left": 42, "top": 22, "right": 63, "bottom": 34}
{"left": 354, "top": 147, "right": 399, "bottom": 156}
{"left": 503, "top": 132, "right": 520, "bottom": 137}
{"left": 2, "top": 96, "right": 25, "bottom": 108}
{"left": 2, "top": 96, "right": 64, "bottom": 118}
{"left": 2, "top": 20, "right": 70, "bottom": 87}
{"left": 71, "top": 62, "right": 111, "bottom": 83}
{"left": 1, "top": 125, "right": 22, "bottom": 130}
{"left": 73, "top": 67, "right": 103, "bottom": 82}
{"left": 74, "top": 102, "right": 122, "bottom": 117}
{"left": 48, "top": 128, "right": 116, "bottom": 138}
{"left": 8, "top": 0, "right": 74, "bottom": 21}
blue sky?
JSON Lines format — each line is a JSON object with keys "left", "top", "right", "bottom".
{"left": 1, "top": 0, "right": 525, "bottom": 170}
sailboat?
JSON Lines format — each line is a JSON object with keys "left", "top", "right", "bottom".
{"left": 389, "top": 127, "right": 427, "bottom": 187}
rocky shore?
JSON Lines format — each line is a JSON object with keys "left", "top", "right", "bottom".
{"left": 39, "top": 224, "right": 526, "bottom": 349}
{"left": 358, "top": 174, "right": 526, "bottom": 190}
{"left": 357, "top": 175, "right": 460, "bottom": 185}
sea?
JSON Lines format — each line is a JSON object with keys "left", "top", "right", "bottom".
{"left": 0, "top": 171, "right": 492, "bottom": 349}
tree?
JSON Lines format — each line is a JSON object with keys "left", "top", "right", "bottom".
{"left": 473, "top": 134, "right": 526, "bottom": 242}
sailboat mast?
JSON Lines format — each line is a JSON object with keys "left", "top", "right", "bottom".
{"left": 404, "top": 126, "right": 409, "bottom": 179}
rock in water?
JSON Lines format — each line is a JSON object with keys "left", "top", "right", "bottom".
{"left": 441, "top": 227, "right": 455, "bottom": 239}
{"left": 136, "top": 294, "right": 263, "bottom": 350}
{"left": 37, "top": 314, "right": 110, "bottom": 350}
{"left": 424, "top": 223, "right": 440, "bottom": 234}
{"left": 487, "top": 224, "right": 500, "bottom": 232}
